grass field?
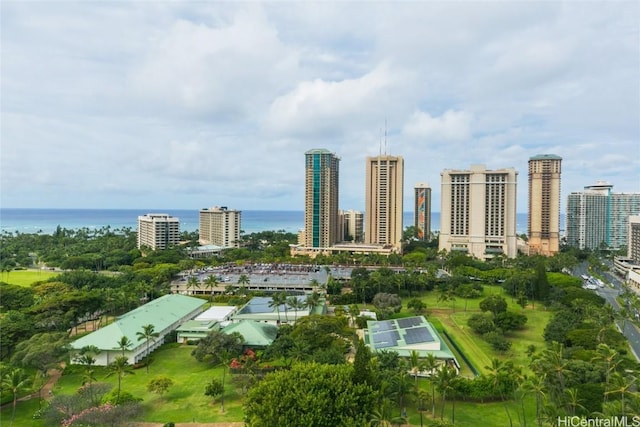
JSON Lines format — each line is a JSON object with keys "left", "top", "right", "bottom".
{"left": 53, "top": 344, "right": 243, "bottom": 424}
{"left": 3, "top": 342, "right": 540, "bottom": 427}
{"left": 1, "top": 269, "right": 59, "bottom": 287}
{"left": 404, "top": 284, "right": 552, "bottom": 376}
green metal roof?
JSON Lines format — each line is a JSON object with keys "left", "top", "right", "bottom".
{"left": 222, "top": 321, "right": 278, "bottom": 347}
{"left": 71, "top": 294, "right": 206, "bottom": 351}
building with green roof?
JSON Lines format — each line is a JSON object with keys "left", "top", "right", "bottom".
{"left": 70, "top": 294, "right": 206, "bottom": 366}
{"left": 364, "top": 316, "right": 460, "bottom": 373}
{"left": 222, "top": 321, "right": 278, "bottom": 348}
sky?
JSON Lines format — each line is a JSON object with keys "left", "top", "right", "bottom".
{"left": 1, "top": 1, "right": 639, "bottom": 213}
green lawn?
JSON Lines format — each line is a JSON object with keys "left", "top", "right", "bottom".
{"left": 1, "top": 269, "right": 59, "bottom": 287}
{"left": 4, "top": 344, "right": 245, "bottom": 425}
{"left": 404, "top": 284, "right": 552, "bottom": 376}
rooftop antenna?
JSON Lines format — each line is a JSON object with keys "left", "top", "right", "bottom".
{"left": 384, "top": 119, "right": 388, "bottom": 155}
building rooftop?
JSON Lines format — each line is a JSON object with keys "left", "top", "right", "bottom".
{"left": 222, "top": 321, "right": 278, "bottom": 347}
{"left": 365, "top": 316, "right": 459, "bottom": 362}
{"left": 529, "top": 154, "right": 562, "bottom": 160}
{"left": 70, "top": 294, "right": 206, "bottom": 351}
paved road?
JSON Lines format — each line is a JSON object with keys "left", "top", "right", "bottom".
{"left": 573, "top": 262, "right": 640, "bottom": 361}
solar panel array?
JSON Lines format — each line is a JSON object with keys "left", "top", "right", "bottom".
{"left": 372, "top": 320, "right": 395, "bottom": 332}
{"left": 369, "top": 317, "right": 438, "bottom": 349}
{"left": 404, "top": 327, "right": 434, "bottom": 344}
{"left": 397, "top": 317, "right": 423, "bottom": 329}
{"left": 372, "top": 329, "right": 401, "bottom": 348}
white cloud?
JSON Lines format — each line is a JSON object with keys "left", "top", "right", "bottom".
{"left": 0, "top": 1, "right": 637, "bottom": 212}
{"left": 402, "top": 110, "right": 473, "bottom": 142}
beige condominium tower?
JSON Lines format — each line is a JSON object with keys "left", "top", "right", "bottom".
{"left": 137, "top": 213, "right": 180, "bottom": 250}
{"left": 304, "top": 148, "right": 340, "bottom": 248}
{"left": 365, "top": 154, "right": 404, "bottom": 251}
{"left": 528, "top": 154, "right": 562, "bottom": 256}
{"left": 199, "top": 206, "right": 241, "bottom": 248}
{"left": 439, "top": 164, "right": 518, "bottom": 259}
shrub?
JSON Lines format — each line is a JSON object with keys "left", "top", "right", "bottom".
{"left": 495, "top": 311, "right": 527, "bottom": 331}
{"left": 482, "top": 331, "right": 511, "bottom": 352}
{"left": 467, "top": 313, "right": 495, "bottom": 335}
{"left": 101, "top": 389, "right": 142, "bottom": 405}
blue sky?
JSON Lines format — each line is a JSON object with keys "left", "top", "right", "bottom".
{"left": 1, "top": 1, "right": 638, "bottom": 212}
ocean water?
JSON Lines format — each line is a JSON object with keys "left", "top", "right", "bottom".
{"left": 0, "top": 208, "right": 531, "bottom": 235}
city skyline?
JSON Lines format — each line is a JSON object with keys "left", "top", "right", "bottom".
{"left": 2, "top": 2, "right": 638, "bottom": 212}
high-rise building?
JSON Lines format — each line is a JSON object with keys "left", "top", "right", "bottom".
{"left": 528, "top": 154, "right": 562, "bottom": 256}
{"left": 339, "top": 209, "right": 364, "bottom": 243}
{"left": 304, "top": 149, "right": 340, "bottom": 248}
{"left": 365, "top": 155, "right": 404, "bottom": 251}
{"left": 137, "top": 213, "right": 180, "bottom": 250}
{"left": 566, "top": 182, "right": 640, "bottom": 250}
{"left": 439, "top": 164, "right": 518, "bottom": 259}
{"left": 199, "top": 206, "right": 241, "bottom": 248}
{"left": 629, "top": 216, "right": 640, "bottom": 263}
{"left": 414, "top": 183, "right": 432, "bottom": 241}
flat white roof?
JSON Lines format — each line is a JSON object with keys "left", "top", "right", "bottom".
{"left": 195, "top": 305, "right": 236, "bottom": 321}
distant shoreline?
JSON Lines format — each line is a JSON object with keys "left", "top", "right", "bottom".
{"left": 0, "top": 208, "right": 538, "bottom": 236}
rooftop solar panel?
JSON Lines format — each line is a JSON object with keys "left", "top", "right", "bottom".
{"left": 372, "top": 330, "right": 399, "bottom": 348}
{"left": 404, "top": 327, "right": 434, "bottom": 344}
{"left": 372, "top": 320, "right": 395, "bottom": 332}
{"left": 397, "top": 317, "right": 423, "bottom": 328}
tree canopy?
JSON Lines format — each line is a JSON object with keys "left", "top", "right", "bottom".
{"left": 244, "top": 362, "right": 376, "bottom": 427}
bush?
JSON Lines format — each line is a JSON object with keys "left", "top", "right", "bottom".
{"left": 163, "top": 423, "right": 175, "bottom": 427}
{"left": 495, "top": 311, "right": 527, "bottom": 331}
{"left": 467, "top": 313, "right": 495, "bottom": 335}
{"left": 101, "top": 389, "right": 143, "bottom": 405}
{"left": 482, "top": 331, "right": 511, "bottom": 352}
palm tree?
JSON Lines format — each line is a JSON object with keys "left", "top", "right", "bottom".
{"left": 269, "top": 292, "right": 286, "bottom": 324}
{"left": 186, "top": 276, "right": 200, "bottom": 296}
{"left": 73, "top": 345, "right": 101, "bottom": 404}
{"left": 390, "top": 372, "right": 413, "bottom": 415}
{"left": 408, "top": 350, "right": 425, "bottom": 384}
{"left": 605, "top": 372, "right": 637, "bottom": 417}
{"left": 523, "top": 374, "right": 547, "bottom": 427}
{"left": 115, "top": 335, "right": 133, "bottom": 358}
{"left": 564, "top": 388, "right": 585, "bottom": 416}
{"left": 305, "top": 291, "right": 321, "bottom": 313}
{"left": 369, "top": 398, "right": 407, "bottom": 427}
{"left": 203, "top": 274, "right": 219, "bottom": 303}
{"left": 237, "top": 274, "right": 250, "bottom": 286}
{"left": 592, "top": 343, "right": 621, "bottom": 403}
{"left": 485, "top": 358, "right": 513, "bottom": 427}
{"left": 136, "top": 324, "right": 160, "bottom": 373}
{"left": 435, "top": 365, "right": 457, "bottom": 421}
{"left": 107, "top": 356, "right": 134, "bottom": 404}
{"left": 1, "top": 368, "right": 31, "bottom": 427}
{"left": 423, "top": 353, "right": 439, "bottom": 418}
{"left": 287, "top": 296, "right": 304, "bottom": 322}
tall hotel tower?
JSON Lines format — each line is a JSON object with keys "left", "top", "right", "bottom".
{"left": 528, "top": 154, "right": 562, "bottom": 256}
{"left": 439, "top": 165, "right": 518, "bottom": 259}
{"left": 567, "top": 182, "right": 640, "bottom": 250}
{"left": 199, "top": 206, "right": 241, "bottom": 248}
{"left": 304, "top": 149, "right": 340, "bottom": 248}
{"left": 365, "top": 155, "right": 404, "bottom": 251}
{"left": 137, "top": 213, "right": 180, "bottom": 250}
{"left": 414, "top": 183, "right": 432, "bottom": 241}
